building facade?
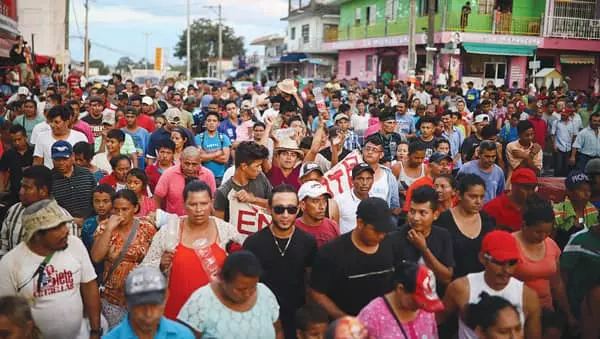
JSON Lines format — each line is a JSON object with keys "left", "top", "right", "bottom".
{"left": 323, "top": 0, "right": 600, "bottom": 90}
{"left": 281, "top": 0, "right": 340, "bottom": 81}
{"left": 18, "top": 0, "right": 68, "bottom": 62}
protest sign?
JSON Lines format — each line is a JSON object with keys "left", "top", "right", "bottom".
{"left": 227, "top": 190, "right": 272, "bottom": 240}
{"left": 321, "top": 150, "right": 363, "bottom": 198}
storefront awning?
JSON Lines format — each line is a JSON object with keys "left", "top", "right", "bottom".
{"left": 462, "top": 43, "right": 536, "bottom": 56}
{"left": 560, "top": 55, "right": 595, "bottom": 64}
{"left": 280, "top": 53, "right": 308, "bottom": 63}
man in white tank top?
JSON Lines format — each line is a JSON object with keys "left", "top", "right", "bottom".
{"left": 437, "top": 230, "right": 541, "bottom": 339}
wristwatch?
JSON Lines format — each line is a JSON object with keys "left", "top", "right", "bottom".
{"left": 90, "top": 328, "right": 103, "bottom": 336}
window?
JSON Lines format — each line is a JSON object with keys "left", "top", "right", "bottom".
{"left": 345, "top": 60, "right": 352, "bottom": 76}
{"left": 385, "top": 0, "right": 398, "bottom": 21}
{"left": 302, "top": 24, "right": 310, "bottom": 44}
{"left": 355, "top": 7, "right": 361, "bottom": 25}
{"left": 478, "top": 0, "right": 494, "bottom": 14}
{"left": 366, "top": 55, "right": 374, "bottom": 72}
{"left": 484, "top": 62, "right": 507, "bottom": 80}
{"left": 366, "top": 5, "right": 376, "bottom": 25}
{"left": 290, "top": 27, "right": 296, "bottom": 40}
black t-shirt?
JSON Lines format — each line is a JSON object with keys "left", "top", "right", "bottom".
{"left": 390, "top": 224, "right": 455, "bottom": 270}
{"left": 0, "top": 145, "right": 34, "bottom": 202}
{"left": 461, "top": 134, "right": 482, "bottom": 162}
{"left": 10, "top": 44, "right": 25, "bottom": 64}
{"left": 436, "top": 210, "right": 496, "bottom": 278}
{"left": 372, "top": 132, "right": 404, "bottom": 163}
{"left": 310, "top": 233, "right": 395, "bottom": 316}
{"left": 244, "top": 226, "right": 317, "bottom": 336}
{"left": 214, "top": 173, "right": 273, "bottom": 222}
{"left": 82, "top": 114, "right": 104, "bottom": 139}
{"left": 412, "top": 136, "right": 443, "bottom": 159}
{"left": 319, "top": 147, "right": 351, "bottom": 163}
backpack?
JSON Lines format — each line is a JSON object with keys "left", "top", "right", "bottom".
{"left": 198, "top": 131, "right": 224, "bottom": 151}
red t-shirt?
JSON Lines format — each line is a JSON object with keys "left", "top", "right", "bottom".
{"left": 117, "top": 114, "right": 156, "bottom": 133}
{"left": 403, "top": 176, "right": 434, "bottom": 212}
{"left": 267, "top": 164, "right": 301, "bottom": 191}
{"left": 482, "top": 194, "right": 523, "bottom": 232}
{"left": 295, "top": 218, "right": 339, "bottom": 247}
{"left": 67, "top": 75, "right": 80, "bottom": 89}
{"left": 528, "top": 117, "right": 547, "bottom": 148}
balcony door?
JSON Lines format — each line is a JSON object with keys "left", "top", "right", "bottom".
{"left": 483, "top": 62, "right": 507, "bottom": 87}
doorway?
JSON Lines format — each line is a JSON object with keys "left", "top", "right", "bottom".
{"left": 379, "top": 54, "right": 399, "bottom": 81}
{"left": 484, "top": 62, "right": 507, "bottom": 86}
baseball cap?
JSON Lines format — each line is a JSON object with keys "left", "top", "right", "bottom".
{"left": 51, "top": 140, "right": 73, "bottom": 159}
{"left": 164, "top": 108, "right": 182, "bottom": 124}
{"left": 394, "top": 262, "right": 444, "bottom": 313}
{"left": 474, "top": 114, "right": 489, "bottom": 123}
{"left": 356, "top": 197, "right": 394, "bottom": 233}
{"left": 117, "top": 93, "right": 128, "bottom": 101}
{"left": 17, "top": 86, "right": 29, "bottom": 96}
{"left": 565, "top": 170, "right": 590, "bottom": 190}
{"left": 379, "top": 113, "right": 396, "bottom": 122}
{"left": 511, "top": 168, "right": 537, "bottom": 185}
{"left": 585, "top": 158, "right": 600, "bottom": 175}
{"left": 102, "top": 109, "right": 116, "bottom": 125}
{"left": 334, "top": 113, "right": 349, "bottom": 123}
{"left": 22, "top": 199, "right": 74, "bottom": 243}
{"left": 299, "top": 162, "right": 323, "bottom": 179}
{"left": 124, "top": 266, "right": 167, "bottom": 309}
{"left": 298, "top": 182, "right": 332, "bottom": 201}
{"left": 240, "top": 100, "right": 253, "bottom": 111}
{"left": 429, "top": 152, "right": 453, "bottom": 164}
{"left": 480, "top": 230, "right": 521, "bottom": 262}
{"left": 352, "top": 163, "right": 375, "bottom": 178}
{"left": 88, "top": 96, "right": 103, "bottom": 103}
{"left": 142, "top": 96, "right": 154, "bottom": 105}
{"left": 184, "top": 96, "right": 197, "bottom": 105}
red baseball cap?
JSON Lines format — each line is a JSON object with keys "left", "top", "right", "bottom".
{"left": 480, "top": 230, "right": 521, "bottom": 262}
{"left": 413, "top": 265, "right": 445, "bottom": 312}
{"left": 511, "top": 168, "right": 537, "bottom": 185}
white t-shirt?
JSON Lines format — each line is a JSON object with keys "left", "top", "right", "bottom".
{"left": 33, "top": 130, "right": 87, "bottom": 169}
{"left": 91, "top": 152, "right": 112, "bottom": 174}
{"left": 334, "top": 190, "right": 369, "bottom": 234}
{"left": 30, "top": 121, "right": 51, "bottom": 145}
{"left": 0, "top": 236, "right": 97, "bottom": 339}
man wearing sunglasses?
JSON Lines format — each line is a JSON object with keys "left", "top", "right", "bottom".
{"left": 438, "top": 230, "right": 542, "bottom": 339}
{"left": 244, "top": 184, "right": 317, "bottom": 339}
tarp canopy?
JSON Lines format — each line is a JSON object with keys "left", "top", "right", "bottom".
{"left": 462, "top": 42, "right": 537, "bottom": 56}
{"left": 560, "top": 55, "right": 595, "bottom": 64}
{"left": 280, "top": 53, "right": 308, "bottom": 63}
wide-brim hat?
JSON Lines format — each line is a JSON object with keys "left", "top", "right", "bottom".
{"left": 277, "top": 79, "right": 297, "bottom": 95}
{"left": 22, "top": 200, "right": 73, "bottom": 243}
{"left": 275, "top": 137, "right": 304, "bottom": 158}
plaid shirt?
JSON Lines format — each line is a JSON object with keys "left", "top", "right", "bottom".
{"left": 344, "top": 130, "right": 362, "bottom": 151}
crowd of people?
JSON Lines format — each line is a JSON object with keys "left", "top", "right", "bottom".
{"left": 0, "top": 71, "right": 599, "bottom": 339}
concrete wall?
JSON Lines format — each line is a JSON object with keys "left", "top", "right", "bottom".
{"left": 338, "top": 48, "right": 378, "bottom": 81}
{"left": 18, "top": 0, "right": 67, "bottom": 59}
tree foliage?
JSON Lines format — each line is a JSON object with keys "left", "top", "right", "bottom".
{"left": 115, "top": 56, "right": 135, "bottom": 72}
{"left": 89, "top": 59, "right": 110, "bottom": 75}
{"left": 174, "top": 18, "right": 245, "bottom": 76}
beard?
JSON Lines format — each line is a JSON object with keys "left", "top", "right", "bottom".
{"left": 272, "top": 218, "right": 293, "bottom": 232}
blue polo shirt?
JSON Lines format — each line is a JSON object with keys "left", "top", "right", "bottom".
{"left": 103, "top": 316, "right": 194, "bottom": 339}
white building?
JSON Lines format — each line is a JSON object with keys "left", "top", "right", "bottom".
{"left": 18, "top": 0, "right": 68, "bottom": 62}
{"left": 282, "top": 0, "right": 339, "bottom": 81}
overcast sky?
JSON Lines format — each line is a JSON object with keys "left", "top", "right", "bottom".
{"left": 68, "top": 0, "right": 289, "bottom": 65}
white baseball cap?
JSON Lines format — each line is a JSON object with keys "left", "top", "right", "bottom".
{"left": 142, "top": 96, "right": 154, "bottom": 105}
{"left": 298, "top": 182, "right": 331, "bottom": 201}
{"left": 17, "top": 86, "right": 29, "bottom": 96}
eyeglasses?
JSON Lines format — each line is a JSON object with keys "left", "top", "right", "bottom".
{"left": 272, "top": 205, "right": 299, "bottom": 215}
{"left": 484, "top": 253, "right": 518, "bottom": 267}
{"left": 363, "top": 146, "right": 382, "bottom": 154}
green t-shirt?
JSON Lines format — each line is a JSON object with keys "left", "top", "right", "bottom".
{"left": 13, "top": 115, "right": 45, "bottom": 138}
{"left": 578, "top": 108, "right": 591, "bottom": 128}
{"left": 553, "top": 199, "right": 598, "bottom": 249}
{"left": 381, "top": 72, "right": 393, "bottom": 85}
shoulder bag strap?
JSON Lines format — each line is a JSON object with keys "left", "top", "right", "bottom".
{"left": 100, "top": 219, "right": 140, "bottom": 289}
{"left": 383, "top": 295, "right": 410, "bottom": 339}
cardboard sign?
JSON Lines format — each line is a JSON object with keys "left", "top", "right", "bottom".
{"left": 227, "top": 190, "right": 272, "bottom": 240}
{"left": 321, "top": 150, "right": 363, "bottom": 198}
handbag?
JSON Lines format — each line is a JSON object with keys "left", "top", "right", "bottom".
{"left": 99, "top": 219, "right": 140, "bottom": 294}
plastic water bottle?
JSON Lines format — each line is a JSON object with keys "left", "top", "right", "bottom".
{"left": 193, "top": 239, "right": 220, "bottom": 282}
{"left": 314, "top": 87, "right": 326, "bottom": 112}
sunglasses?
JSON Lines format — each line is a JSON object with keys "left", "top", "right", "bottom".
{"left": 272, "top": 205, "right": 298, "bottom": 215}
{"left": 484, "top": 253, "right": 518, "bottom": 267}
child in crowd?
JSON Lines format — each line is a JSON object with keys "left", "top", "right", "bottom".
{"left": 295, "top": 303, "right": 329, "bottom": 339}
{"left": 73, "top": 141, "right": 105, "bottom": 182}
{"left": 126, "top": 168, "right": 157, "bottom": 217}
{"left": 92, "top": 129, "right": 125, "bottom": 174}
{"left": 154, "top": 115, "right": 166, "bottom": 130}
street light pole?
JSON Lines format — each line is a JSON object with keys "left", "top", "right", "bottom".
{"left": 144, "top": 32, "right": 150, "bottom": 72}
{"left": 425, "top": 0, "right": 436, "bottom": 82}
{"left": 218, "top": 4, "right": 223, "bottom": 80}
{"left": 186, "top": 0, "right": 191, "bottom": 81}
{"left": 84, "top": 0, "right": 89, "bottom": 77}
{"left": 408, "top": 0, "right": 416, "bottom": 77}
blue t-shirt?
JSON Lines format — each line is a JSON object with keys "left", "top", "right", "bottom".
{"left": 194, "top": 132, "right": 232, "bottom": 178}
{"left": 122, "top": 127, "right": 150, "bottom": 170}
{"left": 218, "top": 119, "right": 238, "bottom": 141}
{"left": 311, "top": 116, "right": 334, "bottom": 132}
{"left": 458, "top": 160, "right": 506, "bottom": 203}
{"left": 104, "top": 316, "right": 194, "bottom": 339}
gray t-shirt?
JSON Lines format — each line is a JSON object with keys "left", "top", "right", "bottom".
{"left": 458, "top": 160, "right": 506, "bottom": 204}
{"left": 214, "top": 172, "right": 273, "bottom": 222}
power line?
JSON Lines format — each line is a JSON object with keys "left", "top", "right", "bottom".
{"left": 70, "top": 35, "right": 143, "bottom": 60}
{"left": 72, "top": 0, "right": 83, "bottom": 37}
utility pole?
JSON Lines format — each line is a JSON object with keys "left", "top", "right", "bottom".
{"left": 217, "top": 4, "right": 223, "bottom": 80}
{"left": 65, "top": 0, "right": 70, "bottom": 50}
{"left": 84, "top": 0, "right": 89, "bottom": 77}
{"left": 425, "top": 0, "right": 436, "bottom": 82}
{"left": 408, "top": 0, "right": 417, "bottom": 78}
{"left": 186, "top": 0, "right": 191, "bottom": 81}
{"left": 144, "top": 33, "right": 150, "bottom": 72}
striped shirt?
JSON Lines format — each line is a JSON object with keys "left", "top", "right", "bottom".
{"left": 0, "top": 201, "right": 78, "bottom": 258}
{"left": 51, "top": 165, "right": 96, "bottom": 219}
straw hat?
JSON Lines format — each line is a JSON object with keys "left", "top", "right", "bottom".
{"left": 22, "top": 200, "right": 73, "bottom": 243}
{"left": 277, "top": 79, "right": 297, "bottom": 95}
{"left": 275, "top": 137, "right": 304, "bottom": 158}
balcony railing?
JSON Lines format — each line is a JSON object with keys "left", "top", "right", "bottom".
{"left": 337, "top": 15, "right": 441, "bottom": 41}
{"left": 446, "top": 10, "right": 541, "bottom": 36}
{"left": 544, "top": 16, "right": 600, "bottom": 40}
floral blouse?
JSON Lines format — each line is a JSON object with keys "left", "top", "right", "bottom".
{"left": 94, "top": 219, "right": 157, "bottom": 306}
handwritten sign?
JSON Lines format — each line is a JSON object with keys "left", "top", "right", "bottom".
{"left": 321, "top": 150, "right": 363, "bottom": 198}
{"left": 227, "top": 190, "right": 272, "bottom": 240}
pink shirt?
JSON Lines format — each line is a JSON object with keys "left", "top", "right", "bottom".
{"left": 513, "top": 236, "right": 561, "bottom": 310}
{"left": 364, "top": 118, "right": 381, "bottom": 138}
{"left": 137, "top": 195, "right": 157, "bottom": 217}
{"left": 358, "top": 297, "right": 438, "bottom": 339}
{"left": 154, "top": 164, "right": 216, "bottom": 216}
{"left": 235, "top": 120, "right": 254, "bottom": 142}
{"left": 295, "top": 218, "right": 339, "bottom": 248}
{"left": 73, "top": 120, "right": 94, "bottom": 143}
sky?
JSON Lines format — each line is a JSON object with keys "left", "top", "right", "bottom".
{"left": 68, "top": 0, "right": 289, "bottom": 66}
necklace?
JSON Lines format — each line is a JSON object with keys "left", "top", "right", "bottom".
{"left": 271, "top": 229, "right": 293, "bottom": 257}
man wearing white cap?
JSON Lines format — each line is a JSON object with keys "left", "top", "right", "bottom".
{"left": 104, "top": 267, "right": 194, "bottom": 338}
{"left": 295, "top": 181, "right": 340, "bottom": 248}
{"left": 0, "top": 199, "right": 102, "bottom": 339}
